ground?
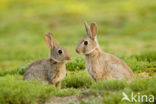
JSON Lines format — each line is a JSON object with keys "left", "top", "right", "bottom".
{"left": 0, "top": 0, "right": 156, "bottom": 104}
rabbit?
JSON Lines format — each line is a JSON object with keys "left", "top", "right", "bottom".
{"left": 76, "top": 22, "right": 135, "bottom": 82}
{"left": 24, "top": 32, "right": 71, "bottom": 88}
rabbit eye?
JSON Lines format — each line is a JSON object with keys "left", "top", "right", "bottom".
{"left": 58, "top": 50, "right": 62, "bottom": 54}
{"left": 84, "top": 41, "right": 88, "bottom": 45}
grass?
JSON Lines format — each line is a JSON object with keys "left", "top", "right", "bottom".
{"left": 82, "top": 75, "right": 156, "bottom": 104}
{"left": 0, "top": 75, "right": 78, "bottom": 104}
{"left": 0, "top": 0, "right": 156, "bottom": 104}
{"left": 0, "top": 74, "right": 156, "bottom": 104}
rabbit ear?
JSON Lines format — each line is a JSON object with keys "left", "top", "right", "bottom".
{"left": 44, "top": 32, "right": 58, "bottom": 48}
{"left": 44, "top": 34, "right": 51, "bottom": 47}
{"left": 90, "top": 22, "right": 97, "bottom": 38}
{"left": 84, "top": 21, "right": 92, "bottom": 37}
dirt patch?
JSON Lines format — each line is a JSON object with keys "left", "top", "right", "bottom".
{"left": 45, "top": 90, "right": 100, "bottom": 104}
{"left": 45, "top": 95, "right": 79, "bottom": 104}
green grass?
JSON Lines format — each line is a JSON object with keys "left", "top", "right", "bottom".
{"left": 0, "top": 0, "right": 156, "bottom": 104}
{"left": 0, "top": 75, "right": 78, "bottom": 104}
{"left": 81, "top": 75, "right": 156, "bottom": 104}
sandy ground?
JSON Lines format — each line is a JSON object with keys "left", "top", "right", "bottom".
{"left": 45, "top": 95, "right": 79, "bottom": 104}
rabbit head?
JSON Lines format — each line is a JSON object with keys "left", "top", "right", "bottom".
{"left": 76, "top": 21, "right": 99, "bottom": 55}
{"left": 44, "top": 32, "right": 71, "bottom": 62}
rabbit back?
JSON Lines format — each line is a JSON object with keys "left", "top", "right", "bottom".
{"left": 104, "top": 53, "right": 134, "bottom": 81}
{"left": 106, "top": 53, "right": 134, "bottom": 81}
{"left": 85, "top": 51, "right": 134, "bottom": 81}
{"left": 24, "top": 59, "right": 53, "bottom": 82}
{"left": 24, "top": 58, "right": 66, "bottom": 84}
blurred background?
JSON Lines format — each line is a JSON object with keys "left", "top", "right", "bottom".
{"left": 0, "top": 0, "right": 156, "bottom": 71}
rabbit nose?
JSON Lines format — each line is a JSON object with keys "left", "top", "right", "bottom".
{"left": 66, "top": 56, "right": 71, "bottom": 60}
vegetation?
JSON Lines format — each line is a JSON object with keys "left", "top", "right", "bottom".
{"left": 0, "top": 0, "right": 156, "bottom": 104}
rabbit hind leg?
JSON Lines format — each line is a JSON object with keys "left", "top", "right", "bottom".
{"left": 56, "top": 81, "right": 61, "bottom": 89}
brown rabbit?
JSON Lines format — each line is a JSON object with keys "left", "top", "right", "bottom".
{"left": 76, "top": 22, "right": 134, "bottom": 82}
{"left": 24, "top": 32, "right": 71, "bottom": 88}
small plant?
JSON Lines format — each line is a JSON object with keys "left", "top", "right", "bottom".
{"left": 62, "top": 71, "right": 93, "bottom": 88}
{"left": 129, "top": 78, "right": 148, "bottom": 91}
{"left": 91, "top": 80, "right": 127, "bottom": 91}
{"left": 66, "top": 57, "right": 85, "bottom": 71}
